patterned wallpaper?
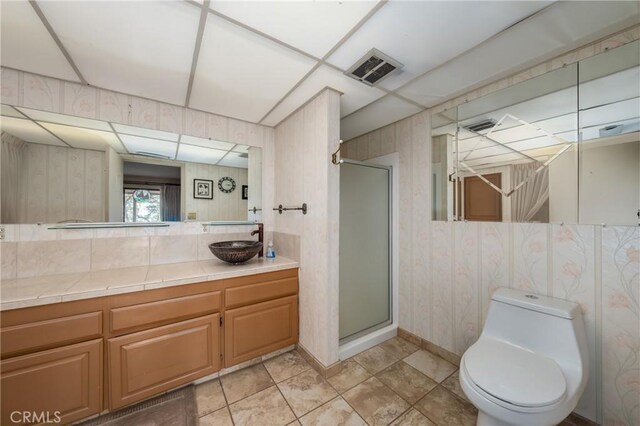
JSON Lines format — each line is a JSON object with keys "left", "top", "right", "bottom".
{"left": 273, "top": 89, "right": 342, "bottom": 368}
{"left": 340, "top": 25, "right": 640, "bottom": 425}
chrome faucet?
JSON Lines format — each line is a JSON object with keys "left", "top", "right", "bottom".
{"left": 251, "top": 223, "right": 264, "bottom": 257}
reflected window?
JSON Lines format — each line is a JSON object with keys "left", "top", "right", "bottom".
{"left": 124, "top": 188, "right": 161, "bottom": 223}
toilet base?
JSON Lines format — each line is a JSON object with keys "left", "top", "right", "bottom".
{"left": 477, "top": 411, "right": 515, "bottom": 426}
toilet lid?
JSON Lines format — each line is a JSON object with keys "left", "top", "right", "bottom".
{"left": 464, "top": 338, "right": 567, "bottom": 408}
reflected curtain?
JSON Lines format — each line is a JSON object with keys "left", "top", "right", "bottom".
{"left": 1, "top": 132, "right": 27, "bottom": 223}
{"left": 161, "top": 185, "right": 181, "bottom": 221}
{"left": 511, "top": 162, "right": 549, "bottom": 222}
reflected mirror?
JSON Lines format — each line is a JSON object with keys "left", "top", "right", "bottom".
{"left": 456, "top": 63, "right": 578, "bottom": 224}
{"left": 431, "top": 107, "right": 457, "bottom": 221}
{"left": 578, "top": 40, "right": 639, "bottom": 226}
{"left": 0, "top": 106, "right": 262, "bottom": 224}
{"left": 431, "top": 40, "right": 639, "bottom": 226}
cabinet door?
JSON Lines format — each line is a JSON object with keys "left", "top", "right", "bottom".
{"left": 225, "top": 295, "right": 298, "bottom": 367}
{"left": 108, "top": 314, "right": 220, "bottom": 409}
{"left": 1, "top": 339, "right": 102, "bottom": 426}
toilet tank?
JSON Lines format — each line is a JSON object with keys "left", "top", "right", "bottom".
{"left": 483, "top": 288, "right": 588, "bottom": 379}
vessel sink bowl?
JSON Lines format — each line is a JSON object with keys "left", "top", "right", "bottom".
{"left": 208, "top": 241, "right": 263, "bottom": 264}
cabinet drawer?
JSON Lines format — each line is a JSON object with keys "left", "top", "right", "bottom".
{"left": 225, "top": 295, "right": 298, "bottom": 367}
{"left": 1, "top": 311, "right": 102, "bottom": 358}
{"left": 225, "top": 277, "right": 297, "bottom": 309}
{"left": 1, "top": 339, "right": 102, "bottom": 426}
{"left": 110, "top": 291, "right": 221, "bottom": 335}
{"left": 108, "top": 314, "right": 220, "bottom": 409}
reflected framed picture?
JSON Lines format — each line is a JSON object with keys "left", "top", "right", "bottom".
{"left": 194, "top": 179, "right": 213, "bottom": 199}
{"left": 242, "top": 185, "right": 248, "bottom": 200}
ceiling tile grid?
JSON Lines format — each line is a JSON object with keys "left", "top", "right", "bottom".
{"left": 37, "top": 0, "right": 201, "bottom": 105}
{"left": 1, "top": 105, "right": 255, "bottom": 168}
{"left": 326, "top": 0, "right": 553, "bottom": 91}
{"left": 209, "top": 1, "right": 378, "bottom": 58}
{"left": 340, "top": 95, "right": 422, "bottom": 141}
{"left": 0, "top": 116, "right": 67, "bottom": 147}
{"left": 1, "top": 0, "right": 639, "bottom": 142}
{"left": 188, "top": 13, "right": 317, "bottom": 123}
{"left": 262, "top": 64, "right": 386, "bottom": 126}
{"left": 0, "top": 0, "right": 79, "bottom": 82}
{"left": 396, "top": 1, "right": 640, "bottom": 110}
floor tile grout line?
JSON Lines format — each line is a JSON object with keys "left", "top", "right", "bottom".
{"left": 220, "top": 361, "right": 275, "bottom": 408}
{"left": 274, "top": 380, "right": 300, "bottom": 421}
{"left": 335, "top": 387, "right": 373, "bottom": 425}
{"left": 197, "top": 338, "right": 465, "bottom": 426}
{"left": 216, "top": 374, "right": 236, "bottom": 426}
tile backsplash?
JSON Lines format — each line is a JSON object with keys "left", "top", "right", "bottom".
{"left": 0, "top": 223, "right": 261, "bottom": 279}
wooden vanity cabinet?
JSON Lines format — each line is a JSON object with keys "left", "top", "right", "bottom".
{"left": 1, "top": 339, "right": 103, "bottom": 426}
{"left": 225, "top": 295, "right": 298, "bottom": 366}
{"left": 108, "top": 314, "right": 220, "bottom": 409}
{"left": 0, "top": 267, "right": 298, "bottom": 420}
{"left": 223, "top": 268, "right": 299, "bottom": 367}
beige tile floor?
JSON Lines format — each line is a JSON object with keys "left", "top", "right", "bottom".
{"left": 196, "top": 336, "right": 470, "bottom": 426}
{"left": 86, "top": 336, "right": 593, "bottom": 426}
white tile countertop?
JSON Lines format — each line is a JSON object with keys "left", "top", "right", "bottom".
{"left": 0, "top": 256, "right": 298, "bottom": 311}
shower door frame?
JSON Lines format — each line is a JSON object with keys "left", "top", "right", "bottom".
{"left": 338, "top": 158, "right": 394, "bottom": 345}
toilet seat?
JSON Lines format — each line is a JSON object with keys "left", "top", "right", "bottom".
{"left": 462, "top": 337, "right": 567, "bottom": 410}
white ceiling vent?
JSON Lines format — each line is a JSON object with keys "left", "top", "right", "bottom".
{"left": 345, "top": 48, "right": 403, "bottom": 86}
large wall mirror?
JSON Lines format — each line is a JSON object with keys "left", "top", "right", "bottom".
{"left": 432, "top": 40, "right": 639, "bottom": 226}
{"left": 1, "top": 106, "right": 262, "bottom": 225}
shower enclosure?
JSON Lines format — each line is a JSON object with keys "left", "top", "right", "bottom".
{"left": 339, "top": 159, "right": 392, "bottom": 345}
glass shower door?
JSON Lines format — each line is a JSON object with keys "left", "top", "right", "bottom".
{"left": 339, "top": 160, "right": 391, "bottom": 343}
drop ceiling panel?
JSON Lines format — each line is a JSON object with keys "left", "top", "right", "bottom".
{"left": 38, "top": 1, "right": 200, "bottom": 105}
{"left": 328, "top": 1, "right": 551, "bottom": 91}
{"left": 218, "top": 152, "right": 248, "bottom": 168}
{"left": 262, "top": 65, "right": 386, "bottom": 126}
{"left": 209, "top": 1, "right": 377, "bottom": 58}
{"left": 120, "top": 134, "right": 177, "bottom": 159}
{"left": 180, "top": 134, "right": 235, "bottom": 151}
{"left": 0, "top": 0, "right": 79, "bottom": 81}
{"left": 112, "top": 123, "right": 179, "bottom": 142}
{"left": 0, "top": 117, "right": 66, "bottom": 146}
{"left": 397, "top": 1, "right": 640, "bottom": 106}
{"left": 232, "top": 144, "right": 249, "bottom": 153}
{"left": 176, "top": 144, "right": 226, "bottom": 165}
{"left": 1, "top": 104, "right": 27, "bottom": 119}
{"left": 40, "top": 122, "right": 125, "bottom": 153}
{"left": 189, "top": 13, "right": 317, "bottom": 123}
{"left": 340, "top": 96, "right": 422, "bottom": 141}
{"left": 17, "top": 107, "right": 112, "bottom": 131}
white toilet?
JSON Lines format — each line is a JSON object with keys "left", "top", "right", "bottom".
{"left": 459, "top": 288, "right": 588, "bottom": 426}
